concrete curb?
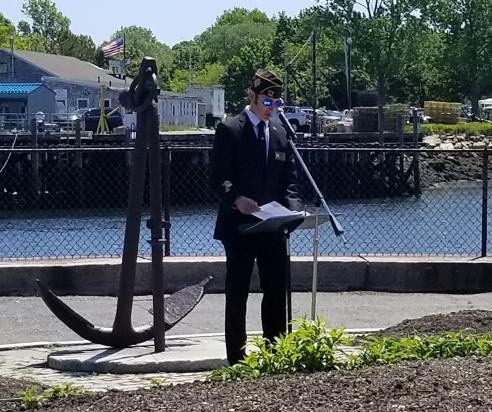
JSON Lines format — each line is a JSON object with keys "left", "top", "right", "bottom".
{"left": 46, "top": 338, "right": 229, "bottom": 374}
{"left": 2, "top": 329, "right": 383, "bottom": 375}
{"left": 1, "top": 256, "right": 492, "bottom": 296}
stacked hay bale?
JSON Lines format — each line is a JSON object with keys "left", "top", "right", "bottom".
{"left": 424, "top": 101, "right": 461, "bottom": 124}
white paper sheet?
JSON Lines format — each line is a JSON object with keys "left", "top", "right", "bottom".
{"left": 252, "top": 201, "right": 305, "bottom": 221}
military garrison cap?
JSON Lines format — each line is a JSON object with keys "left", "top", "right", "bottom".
{"left": 251, "top": 68, "right": 283, "bottom": 98}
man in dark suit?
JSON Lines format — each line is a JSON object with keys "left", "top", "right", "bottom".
{"left": 212, "top": 68, "right": 302, "bottom": 365}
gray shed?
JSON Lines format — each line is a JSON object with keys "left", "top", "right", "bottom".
{"left": 0, "top": 83, "right": 55, "bottom": 115}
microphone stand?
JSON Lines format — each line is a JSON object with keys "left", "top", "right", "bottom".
{"left": 277, "top": 108, "right": 346, "bottom": 320}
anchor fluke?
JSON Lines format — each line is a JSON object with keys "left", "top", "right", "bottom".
{"left": 37, "top": 275, "right": 213, "bottom": 347}
{"left": 149, "top": 275, "right": 213, "bottom": 325}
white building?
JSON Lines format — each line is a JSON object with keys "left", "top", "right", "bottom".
{"left": 185, "top": 86, "right": 225, "bottom": 127}
{"left": 157, "top": 91, "right": 200, "bottom": 128}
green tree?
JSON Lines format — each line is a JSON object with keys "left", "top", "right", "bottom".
{"left": 420, "top": 0, "right": 492, "bottom": 113}
{"left": 221, "top": 39, "right": 276, "bottom": 113}
{"left": 197, "top": 8, "right": 275, "bottom": 65}
{"left": 17, "top": 21, "right": 31, "bottom": 36}
{"left": 0, "top": 13, "right": 14, "bottom": 48}
{"left": 194, "top": 63, "right": 225, "bottom": 86}
{"left": 110, "top": 26, "right": 173, "bottom": 88}
{"left": 58, "top": 30, "right": 97, "bottom": 63}
{"left": 0, "top": 13, "right": 31, "bottom": 51}
{"left": 171, "top": 41, "right": 204, "bottom": 75}
{"left": 320, "top": 0, "right": 421, "bottom": 130}
{"left": 387, "top": 16, "right": 444, "bottom": 105}
{"left": 21, "top": 0, "right": 71, "bottom": 53}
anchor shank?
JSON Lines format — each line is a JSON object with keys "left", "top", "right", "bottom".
{"left": 113, "top": 108, "right": 150, "bottom": 333}
{"left": 147, "top": 101, "right": 166, "bottom": 352}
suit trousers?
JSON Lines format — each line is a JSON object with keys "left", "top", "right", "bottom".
{"left": 223, "top": 233, "right": 288, "bottom": 365}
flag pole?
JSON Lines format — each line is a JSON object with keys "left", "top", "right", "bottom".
{"left": 122, "top": 34, "right": 126, "bottom": 84}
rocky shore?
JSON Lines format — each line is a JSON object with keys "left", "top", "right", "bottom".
{"left": 419, "top": 133, "right": 491, "bottom": 187}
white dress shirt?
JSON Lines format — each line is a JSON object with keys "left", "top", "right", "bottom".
{"left": 245, "top": 105, "right": 269, "bottom": 161}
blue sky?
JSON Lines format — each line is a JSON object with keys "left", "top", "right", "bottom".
{"left": 2, "top": 0, "right": 318, "bottom": 47}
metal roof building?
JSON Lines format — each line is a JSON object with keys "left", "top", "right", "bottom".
{"left": 0, "top": 82, "right": 55, "bottom": 117}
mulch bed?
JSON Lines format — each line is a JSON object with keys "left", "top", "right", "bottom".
{"left": 2, "top": 309, "right": 492, "bottom": 411}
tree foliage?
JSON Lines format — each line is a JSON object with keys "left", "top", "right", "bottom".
{"left": 111, "top": 26, "right": 173, "bottom": 89}
{"left": 419, "top": 0, "right": 492, "bottom": 111}
{"left": 4, "top": 1, "right": 492, "bottom": 114}
{"left": 197, "top": 8, "right": 275, "bottom": 65}
{"left": 21, "top": 0, "right": 70, "bottom": 53}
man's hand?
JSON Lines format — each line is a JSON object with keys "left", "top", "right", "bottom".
{"left": 233, "top": 196, "right": 260, "bottom": 214}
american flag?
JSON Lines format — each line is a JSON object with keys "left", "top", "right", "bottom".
{"left": 102, "top": 37, "right": 124, "bottom": 58}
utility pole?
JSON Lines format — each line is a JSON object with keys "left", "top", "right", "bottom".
{"left": 344, "top": 28, "right": 353, "bottom": 111}
{"left": 311, "top": 29, "right": 317, "bottom": 136}
{"left": 188, "top": 48, "right": 192, "bottom": 87}
{"left": 9, "top": 30, "right": 14, "bottom": 79}
{"left": 284, "top": 56, "right": 289, "bottom": 104}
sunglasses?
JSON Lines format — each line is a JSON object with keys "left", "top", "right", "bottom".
{"left": 261, "top": 98, "right": 284, "bottom": 108}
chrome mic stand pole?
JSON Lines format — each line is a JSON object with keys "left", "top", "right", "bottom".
{"left": 277, "top": 107, "right": 346, "bottom": 320}
{"left": 311, "top": 195, "right": 321, "bottom": 320}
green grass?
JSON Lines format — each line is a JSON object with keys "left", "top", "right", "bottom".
{"left": 159, "top": 124, "right": 202, "bottom": 132}
{"left": 406, "top": 122, "right": 492, "bottom": 136}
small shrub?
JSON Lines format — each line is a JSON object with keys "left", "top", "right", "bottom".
{"left": 18, "top": 386, "right": 46, "bottom": 410}
{"left": 209, "top": 318, "right": 352, "bottom": 381}
{"left": 414, "top": 122, "right": 492, "bottom": 136}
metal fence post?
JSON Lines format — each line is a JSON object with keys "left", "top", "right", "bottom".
{"left": 163, "top": 146, "right": 171, "bottom": 256}
{"left": 75, "top": 119, "right": 83, "bottom": 207}
{"left": 482, "top": 147, "right": 488, "bottom": 257}
{"left": 30, "top": 118, "right": 40, "bottom": 205}
{"left": 412, "top": 109, "right": 421, "bottom": 196}
{"left": 397, "top": 114, "right": 404, "bottom": 194}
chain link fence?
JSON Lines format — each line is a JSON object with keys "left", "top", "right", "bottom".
{"left": 0, "top": 145, "right": 489, "bottom": 260}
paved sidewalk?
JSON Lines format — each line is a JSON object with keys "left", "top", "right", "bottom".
{"left": 0, "top": 338, "right": 213, "bottom": 392}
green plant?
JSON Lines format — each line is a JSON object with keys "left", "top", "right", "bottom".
{"left": 144, "top": 376, "right": 168, "bottom": 387}
{"left": 18, "top": 383, "right": 86, "bottom": 410}
{"left": 159, "top": 124, "right": 200, "bottom": 132}
{"left": 406, "top": 122, "right": 492, "bottom": 136}
{"left": 354, "top": 332, "right": 492, "bottom": 367}
{"left": 18, "top": 386, "right": 46, "bottom": 410}
{"left": 42, "top": 383, "right": 86, "bottom": 399}
{"left": 209, "top": 318, "right": 352, "bottom": 381}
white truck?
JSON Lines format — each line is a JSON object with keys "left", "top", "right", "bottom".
{"left": 282, "top": 106, "right": 311, "bottom": 132}
{"left": 185, "top": 86, "right": 226, "bottom": 128}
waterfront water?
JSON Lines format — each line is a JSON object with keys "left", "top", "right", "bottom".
{"left": 0, "top": 181, "right": 488, "bottom": 259}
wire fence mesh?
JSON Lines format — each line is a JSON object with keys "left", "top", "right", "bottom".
{"left": 0, "top": 145, "right": 488, "bottom": 260}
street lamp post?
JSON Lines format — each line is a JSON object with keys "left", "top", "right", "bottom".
{"left": 344, "top": 28, "right": 352, "bottom": 111}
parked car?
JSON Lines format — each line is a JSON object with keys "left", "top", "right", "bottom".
{"left": 282, "top": 106, "right": 311, "bottom": 131}
{"left": 83, "top": 108, "right": 123, "bottom": 132}
{"left": 408, "top": 108, "right": 433, "bottom": 124}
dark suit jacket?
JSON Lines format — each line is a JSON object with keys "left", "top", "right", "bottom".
{"left": 212, "top": 111, "right": 302, "bottom": 241}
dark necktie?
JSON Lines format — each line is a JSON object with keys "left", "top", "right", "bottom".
{"left": 258, "top": 121, "right": 266, "bottom": 163}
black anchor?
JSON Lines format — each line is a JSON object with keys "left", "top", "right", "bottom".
{"left": 37, "top": 57, "right": 212, "bottom": 351}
